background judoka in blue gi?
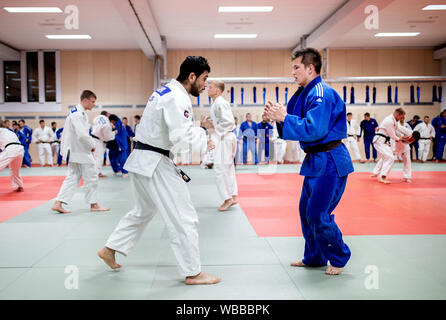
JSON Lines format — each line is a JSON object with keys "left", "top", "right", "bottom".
{"left": 266, "top": 48, "right": 353, "bottom": 275}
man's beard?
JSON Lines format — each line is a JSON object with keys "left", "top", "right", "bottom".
{"left": 190, "top": 80, "right": 201, "bottom": 97}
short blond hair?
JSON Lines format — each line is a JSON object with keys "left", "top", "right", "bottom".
{"left": 212, "top": 80, "right": 225, "bottom": 92}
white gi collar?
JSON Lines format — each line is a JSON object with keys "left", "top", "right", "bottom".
{"left": 169, "top": 79, "right": 189, "bottom": 97}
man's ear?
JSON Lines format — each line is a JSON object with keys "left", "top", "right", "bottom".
{"left": 188, "top": 72, "right": 197, "bottom": 83}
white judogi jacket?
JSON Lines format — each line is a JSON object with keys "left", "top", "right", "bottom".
{"left": 92, "top": 115, "right": 115, "bottom": 142}
{"left": 346, "top": 119, "right": 360, "bottom": 136}
{"left": 414, "top": 122, "right": 436, "bottom": 139}
{"left": 395, "top": 122, "right": 412, "bottom": 154}
{"left": 0, "top": 128, "right": 21, "bottom": 150}
{"left": 374, "top": 114, "right": 399, "bottom": 143}
{"left": 32, "top": 126, "right": 53, "bottom": 143}
{"left": 60, "top": 104, "right": 95, "bottom": 164}
{"left": 210, "top": 96, "right": 236, "bottom": 137}
{"left": 124, "top": 79, "right": 207, "bottom": 178}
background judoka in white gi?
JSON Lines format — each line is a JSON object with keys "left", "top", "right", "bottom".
{"left": 343, "top": 112, "right": 363, "bottom": 162}
{"left": 0, "top": 121, "right": 25, "bottom": 191}
{"left": 98, "top": 56, "right": 220, "bottom": 285}
{"left": 91, "top": 110, "right": 116, "bottom": 176}
{"left": 51, "top": 90, "right": 110, "bottom": 214}
{"left": 372, "top": 108, "right": 408, "bottom": 184}
{"left": 208, "top": 80, "right": 238, "bottom": 211}
{"left": 32, "top": 120, "right": 54, "bottom": 166}
{"left": 414, "top": 116, "right": 436, "bottom": 163}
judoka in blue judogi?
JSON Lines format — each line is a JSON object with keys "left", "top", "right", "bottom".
{"left": 107, "top": 114, "right": 129, "bottom": 175}
{"left": 240, "top": 113, "right": 258, "bottom": 165}
{"left": 266, "top": 48, "right": 352, "bottom": 274}
{"left": 257, "top": 114, "right": 273, "bottom": 163}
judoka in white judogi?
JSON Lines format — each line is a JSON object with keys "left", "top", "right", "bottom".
{"left": 414, "top": 117, "right": 436, "bottom": 162}
{"left": 33, "top": 122, "right": 54, "bottom": 166}
{"left": 0, "top": 124, "right": 24, "bottom": 191}
{"left": 208, "top": 81, "right": 238, "bottom": 211}
{"left": 52, "top": 91, "right": 110, "bottom": 214}
{"left": 91, "top": 112, "right": 116, "bottom": 175}
{"left": 99, "top": 57, "right": 220, "bottom": 285}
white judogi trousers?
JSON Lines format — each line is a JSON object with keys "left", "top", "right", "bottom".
{"left": 0, "top": 145, "right": 24, "bottom": 189}
{"left": 374, "top": 146, "right": 411, "bottom": 179}
{"left": 343, "top": 136, "right": 361, "bottom": 160}
{"left": 296, "top": 142, "right": 306, "bottom": 163}
{"left": 214, "top": 131, "right": 238, "bottom": 201}
{"left": 93, "top": 139, "right": 106, "bottom": 174}
{"left": 274, "top": 139, "right": 287, "bottom": 163}
{"left": 105, "top": 158, "right": 201, "bottom": 277}
{"left": 373, "top": 136, "right": 394, "bottom": 177}
{"left": 418, "top": 139, "right": 432, "bottom": 162}
{"left": 38, "top": 143, "right": 53, "bottom": 165}
{"left": 56, "top": 162, "right": 98, "bottom": 205}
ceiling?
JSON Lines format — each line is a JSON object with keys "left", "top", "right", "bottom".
{"left": 0, "top": 0, "right": 445, "bottom": 54}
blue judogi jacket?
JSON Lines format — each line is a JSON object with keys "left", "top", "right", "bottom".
{"left": 125, "top": 125, "right": 135, "bottom": 138}
{"left": 282, "top": 76, "right": 354, "bottom": 177}
{"left": 359, "top": 118, "right": 378, "bottom": 138}
{"left": 114, "top": 118, "right": 129, "bottom": 152}
{"left": 257, "top": 121, "right": 273, "bottom": 143}
{"left": 21, "top": 126, "right": 33, "bottom": 146}
{"left": 240, "top": 121, "right": 257, "bottom": 140}
{"left": 15, "top": 130, "right": 26, "bottom": 145}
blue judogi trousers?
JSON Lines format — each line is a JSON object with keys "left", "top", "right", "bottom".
{"left": 436, "top": 135, "right": 446, "bottom": 160}
{"left": 258, "top": 139, "right": 270, "bottom": 162}
{"left": 22, "top": 144, "right": 31, "bottom": 167}
{"left": 299, "top": 155, "right": 351, "bottom": 268}
{"left": 109, "top": 147, "right": 129, "bottom": 174}
{"left": 243, "top": 138, "right": 258, "bottom": 164}
{"left": 363, "top": 135, "right": 377, "bottom": 160}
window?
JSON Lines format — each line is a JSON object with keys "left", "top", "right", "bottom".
{"left": 26, "top": 52, "right": 39, "bottom": 102}
{"left": 44, "top": 52, "right": 56, "bottom": 102}
{"left": 3, "top": 61, "right": 21, "bottom": 102}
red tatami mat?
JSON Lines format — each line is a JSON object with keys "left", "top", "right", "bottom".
{"left": 236, "top": 171, "right": 446, "bottom": 237}
{"left": 0, "top": 176, "right": 65, "bottom": 223}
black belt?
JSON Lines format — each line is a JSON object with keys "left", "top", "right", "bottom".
{"left": 134, "top": 142, "right": 191, "bottom": 183}
{"left": 134, "top": 141, "right": 170, "bottom": 157}
{"left": 304, "top": 140, "right": 342, "bottom": 154}
{"left": 419, "top": 137, "right": 431, "bottom": 140}
{"left": 4, "top": 142, "right": 23, "bottom": 150}
{"left": 347, "top": 134, "right": 355, "bottom": 137}
{"left": 375, "top": 133, "right": 390, "bottom": 143}
{"left": 91, "top": 134, "right": 100, "bottom": 140}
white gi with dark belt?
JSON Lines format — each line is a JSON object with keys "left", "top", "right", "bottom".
{"left": 372, "top": 113, "right": 399, "bottom": 177}
{"left": 56, "top": 104, "right": 98, "bottom": 205}
{"left": 210, "top": 95, "right": 238, "bottom": 201}
{"left": 105, "top": 79, "right": 207, "bottom": 277}
{"left": 0, "top": 128, "right": 24, "bottom": 189}
{"left": 91, "top": 115, "right": 115, "bottom": 174}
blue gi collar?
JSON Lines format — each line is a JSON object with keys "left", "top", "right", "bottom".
{"left": 301, "top": 75, "right": 323, "bottom": 98}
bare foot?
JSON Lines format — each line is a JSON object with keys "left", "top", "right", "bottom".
{"left": 325, "top": 265, "right": 344, "bottom": 275}
{"left": 122, "top": 174, "right": 129, "bottom": 178}
{"left": 90, "top": 203, "right": 110, "bottom": 212}
{"left": 218, "top": 199, "right": 234, "bottom": 211}
{"left": 98, "top": 173, "right": 105, "bottom": 178}
{"left": 370, "top": 173, "right": 378, "bottom": 177}
{"left": 15, "top": 187, "right": 24, "bottom": 192}
{"left": 378, "top": 176, "right": 390, "bottom": 184}
{"left": 51, "top": 201, "right": 71, "bottom": 214}
{"left": 231, "top": 196, "right": 238, "bottom": 206}
{"left": 97, "top": 247, "right": 122, "bottom": 269}
{"left": 290, "top": 261, "right": 306, "bottom": 267}
{"left": 403, "top": 178, "right": 412, "bottom": 183}
{"left": 185, "top": 272, "right": 220, "bottom": 285}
